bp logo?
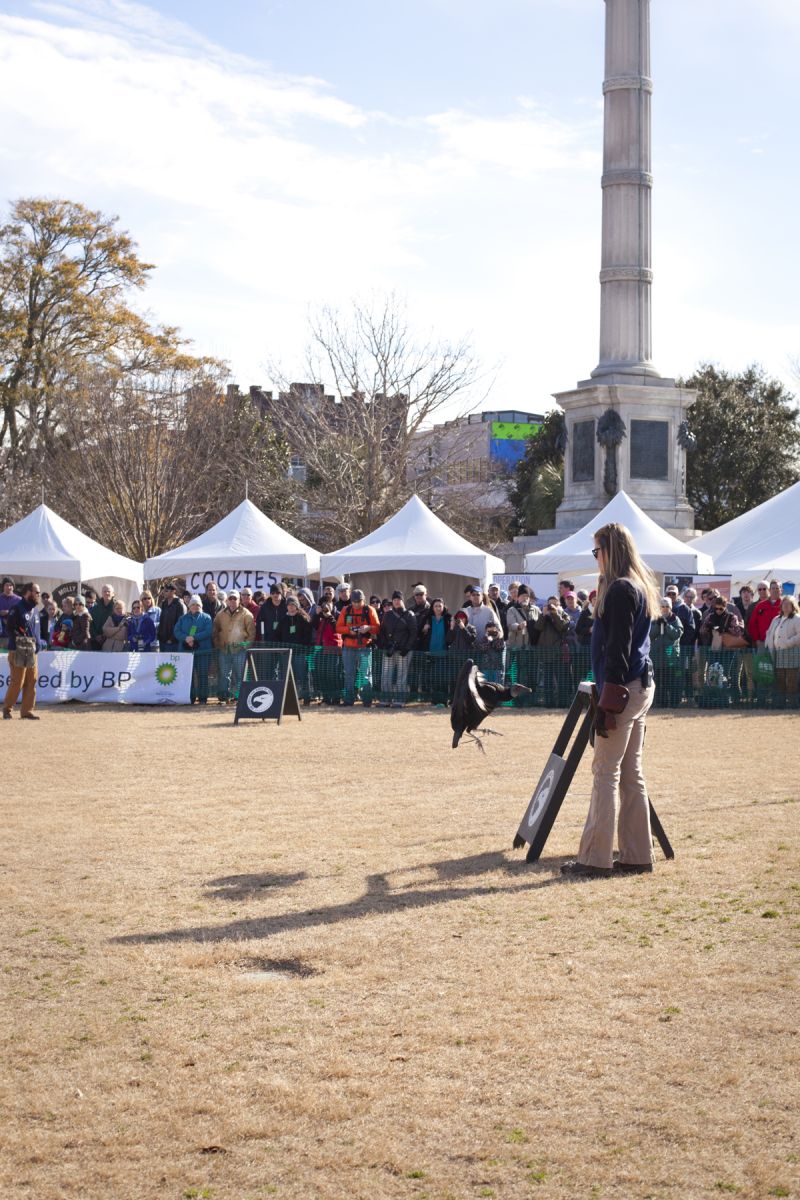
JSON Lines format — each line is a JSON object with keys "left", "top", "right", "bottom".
{"left": 154, "top": 661, "right": 178, "bottom": 687}
{"left": 527, "top": 767, "right": 556, "bottom": 827}
{"left": 246, "top": 685, "right": 275, "bottom": 714}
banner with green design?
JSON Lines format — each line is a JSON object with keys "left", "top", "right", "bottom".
{"left": 491, "top": 421, "right": 541, "bottom": 440}
{"left": 13, "top": 651, "right": 193, "bottom": 704}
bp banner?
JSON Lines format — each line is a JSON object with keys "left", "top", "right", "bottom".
{"left": 1, "top": 650, "right": 193, "bottom": 705}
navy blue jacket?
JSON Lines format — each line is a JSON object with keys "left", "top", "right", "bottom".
{"left": 5, "top": 597, "right": 46, "bottom": 651}
{"left": 591, "top": 579, "right": 651, "bottom": 691}
{"left": 674, "top": 600, "right": 701, "bottom": 647}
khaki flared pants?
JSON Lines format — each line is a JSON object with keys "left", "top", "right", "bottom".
{"left": 3, "top": 652, "right": 38, "bottom": 717}
{"left": 578, "top": 680, "right": 655, "bottom": 869}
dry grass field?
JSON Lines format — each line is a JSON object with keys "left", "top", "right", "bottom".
{"left": 2, "top": 703, "right": 799, "bottom": 1200}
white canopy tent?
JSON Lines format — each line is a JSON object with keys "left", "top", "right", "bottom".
{"left": 0, "top": 504, "right": 143, "bottom": 605}
{"left": 143, "top": 499, "right": 321, "bottom": 591}
{"left": 319, "top": 494, "right": 505, "bottom": 609}
{"left": 523, "top": 491, "right": 715, "bottom": 577}
{"left": 689, "top": 480, "right": 800, "bottom": 578}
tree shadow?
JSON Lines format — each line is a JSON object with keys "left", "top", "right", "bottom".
{"left": 203, "top": 871, "right": 308, "bottom": 901}
{"left": 112, "top": 850, "right": 566, "bottom": 947}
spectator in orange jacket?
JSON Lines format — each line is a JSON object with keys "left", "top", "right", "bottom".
{"left": 336, "top": 588, "right": 380, "bottom": 706}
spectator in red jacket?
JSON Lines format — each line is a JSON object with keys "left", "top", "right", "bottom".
{"left": 747, "top": 580, "right": 782, "bottom": 648}
{"left": 239, "top": 587, "right": 260, "bottom": 620}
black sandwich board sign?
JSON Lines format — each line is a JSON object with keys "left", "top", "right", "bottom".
{"left": 513, "top": 682, "right": 674, "bottom": 863}
{"left": 234, "top": 649, "right": 302, "bottom": 725}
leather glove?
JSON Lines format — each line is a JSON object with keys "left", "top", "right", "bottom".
{"left": 591, "top": 682, "right": 630, "bottom": 738}
{"left": 598, "top": 682, "right": 630, "bottom": 713}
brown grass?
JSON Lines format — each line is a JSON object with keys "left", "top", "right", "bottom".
{"left": 2, "top": 704, "right": 799, "bottom": 1200}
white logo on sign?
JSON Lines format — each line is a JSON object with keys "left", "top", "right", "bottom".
{"left": 247, "top": 685, "right": 274, "bottom": 714}
{"left": 527, "top": 768, "right": 555, "bottom": 827}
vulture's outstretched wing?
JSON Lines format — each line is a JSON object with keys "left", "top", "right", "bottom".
{"left": 451, "top": 659, "right": 489, "bottom": 747}
{"left": 450, "top": 659, "right": 530, "bottom": 748}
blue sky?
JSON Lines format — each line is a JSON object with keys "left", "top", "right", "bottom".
{"left": 1, "top": 0, "right": 798, "bottom": 413}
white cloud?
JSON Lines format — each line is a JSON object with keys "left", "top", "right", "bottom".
{"left": 0, "top": 0, "right": 603, "bottom": 405}
{"left": 425, "top": 108, "right": 599, "bottom": 178}
{"left": 0, "top": 0, "right": 795, "bottom": 409}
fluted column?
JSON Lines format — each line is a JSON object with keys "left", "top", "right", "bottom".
{"left": 590, "top": 0, "right": 661, "bottom": 383}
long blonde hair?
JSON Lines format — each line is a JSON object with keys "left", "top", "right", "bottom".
{"left": 594, "top": 522, "right": 661, "bottom": 618}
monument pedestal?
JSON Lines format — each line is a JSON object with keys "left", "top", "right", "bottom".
{"left": 552, "top": 381, "right": 697, "bottom": 539}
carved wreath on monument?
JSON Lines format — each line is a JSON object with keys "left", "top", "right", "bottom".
{"left": 596, "top": 408, "right": 627, "bottom": 496}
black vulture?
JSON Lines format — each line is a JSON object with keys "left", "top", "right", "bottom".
{"left": 450, "top": 658, "right": 531, "bottom": 749}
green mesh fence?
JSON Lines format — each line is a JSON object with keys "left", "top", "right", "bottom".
{"left": 183, "top": 643, "right": 800, "bottom": 711}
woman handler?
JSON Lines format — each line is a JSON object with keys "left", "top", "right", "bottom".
{"left": 561, "top": 522, "right": 660, "bottom": 879}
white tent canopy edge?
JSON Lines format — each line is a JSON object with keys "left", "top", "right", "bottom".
{"left": 143, "top": 499, "right": 321, "bottom": 585}
{"left": 0, "top": 504, "right": 143, "bottom": 606}
{"left": 689, "top": 479, "right": 800, "bottom": 578}
{"left": 522, "top": 491, "right": 715, "bottom": 577}
{"left": 319, "top": 495, "right": 505, "bottom": 609}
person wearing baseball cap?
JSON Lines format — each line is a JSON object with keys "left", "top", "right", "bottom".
{"left": 466, "top": 585, "right": 496, "bottom": 641}
{"left": 157, "top": 583, "right": 186, "bottom": 651}
{"left": 212, "top": 588, "right": 255, "bottom": 703}
{"left": 334, "top": 582, "right": 351, "bottom": 615}
{"left": 406, "top": 583, "right": 432, "bottom": 697}
{"left": 336, "top": 589, "right": 380, "bottom": 705}
{"left": 408, "top": 583, "right": 430, "bottom": 634}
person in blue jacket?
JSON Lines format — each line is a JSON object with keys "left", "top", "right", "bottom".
{"left": 561, "top": 522, "right": 660, "bottom": 880}
{"left": 126, "top": 599, "right": 159, "bottom": 651}
{"left": 174, "top": 595, "right": 213, "bottom": 704}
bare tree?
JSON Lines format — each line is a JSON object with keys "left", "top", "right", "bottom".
{"left": 41, "top": 367, "right": 291, "bottom": 561}
{"left": 266, "top": 296, "right": 482, "bottom": 547}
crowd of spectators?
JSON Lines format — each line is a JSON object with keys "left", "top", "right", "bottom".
{"left": 2, "top": 574, "right": 798, "bottom": 709}
{"left": 648, "top": 579, "right": 800, "bottom": 708}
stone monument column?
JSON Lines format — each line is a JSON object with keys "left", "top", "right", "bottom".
{"left": 550, "top": 0, "right": 697, "bottom": 537}
{"left": 593, "top": 0, "right": 659, "bottom": 382}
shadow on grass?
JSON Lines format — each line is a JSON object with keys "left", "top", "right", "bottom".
{"left": 419, "top": 848, "right": 564, "bottom": 882}
{"left": 203, "top": 871, "right": 308, "bottom": 901}
{"left": 113, "top": 850, "right": 566, "bottom": 946}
